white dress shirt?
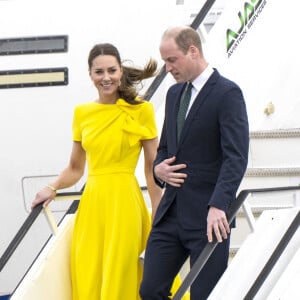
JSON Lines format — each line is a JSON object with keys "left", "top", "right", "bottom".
{"left": 186, "top": 65, "right": 214, "bottom": 116}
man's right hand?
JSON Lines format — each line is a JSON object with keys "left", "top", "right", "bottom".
{"left": 154, "top": 156, "right": 187, "bottom": 187}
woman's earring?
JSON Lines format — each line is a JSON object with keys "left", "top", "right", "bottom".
{"left": 118, "top": 79, "right": 121, "bottom": 87}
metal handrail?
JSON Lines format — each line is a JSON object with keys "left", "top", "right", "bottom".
{"left": 0, "top": 203, "right": 43, "bottom": 272}
{"left": 244, "top": 209, "right": 300, "bottom": 300}
{"left": 0, "top": 191, "right": 81, "bottom": 272}
{"left": 173, "top": 185, "right": 300, "bottom": 300}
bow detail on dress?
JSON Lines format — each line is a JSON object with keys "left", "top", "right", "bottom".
{"left": 117, "top": 99, "right": 152, "bottom": 147}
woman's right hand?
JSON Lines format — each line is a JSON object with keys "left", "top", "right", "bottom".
{"left": 31, "top": 186, "right": 56, "bottom": 209}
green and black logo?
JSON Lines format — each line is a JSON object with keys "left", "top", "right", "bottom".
{"left": 226, "top": 0, "right": 267, "bottom": 58}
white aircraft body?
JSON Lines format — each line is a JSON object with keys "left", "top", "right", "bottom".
{"left": 1, "top": 0, "right": 299, "bottom": 298}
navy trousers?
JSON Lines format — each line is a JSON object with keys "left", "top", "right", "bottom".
{"left": 140, "top": 201, "right": 230, "bottom": 300}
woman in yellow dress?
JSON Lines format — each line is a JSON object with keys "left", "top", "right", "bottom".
{"left": 32, "top": 43, "right": 189, "bottom": 300}
{"left": 32, "top": 42, "right": 161, "bottom": 299}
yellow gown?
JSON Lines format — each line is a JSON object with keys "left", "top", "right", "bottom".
{"left": 70, "top": 99, "right": 189, "bottom": 300}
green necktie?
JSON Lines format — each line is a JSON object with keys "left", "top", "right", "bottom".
{"left": 177, "top": 82, "right": 192, "bottom": 140}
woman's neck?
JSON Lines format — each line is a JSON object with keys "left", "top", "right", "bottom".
{"left": 97, "top": 94, "right": 119, "bottom": 104}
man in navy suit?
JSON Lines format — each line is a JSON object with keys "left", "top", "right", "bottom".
{"left": 140, "top": 26, "right": 249, "bottom": 299}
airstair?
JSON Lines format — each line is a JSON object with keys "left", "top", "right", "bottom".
{"left": 1, "top": 185, "right": 299, "bottom": 299}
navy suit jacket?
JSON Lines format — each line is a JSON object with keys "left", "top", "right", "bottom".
{"left": 153, "top": 69, "right": 249, "bottom": 230}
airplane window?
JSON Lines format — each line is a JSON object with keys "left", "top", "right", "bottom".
{"left": 0, "top": 67, "right": 68, "bottom": 88}
{"left": 0, "top": 35, "right": 68, "bottom": 55}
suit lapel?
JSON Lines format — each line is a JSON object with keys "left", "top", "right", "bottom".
{"left": 179, "top": 71, "right": 218, "bottom": 143}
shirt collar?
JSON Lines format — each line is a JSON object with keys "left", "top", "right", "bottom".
{"left": 191, "top": 65, "right": 214, "bottom": 93}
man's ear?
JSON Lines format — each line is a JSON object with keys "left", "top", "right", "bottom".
{"left": 189, "top": 45, "right": 199, "bottom": 58}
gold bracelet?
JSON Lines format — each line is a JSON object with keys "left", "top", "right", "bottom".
{"left": 46, "top": 185, "right": 57, "bottom": 195}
